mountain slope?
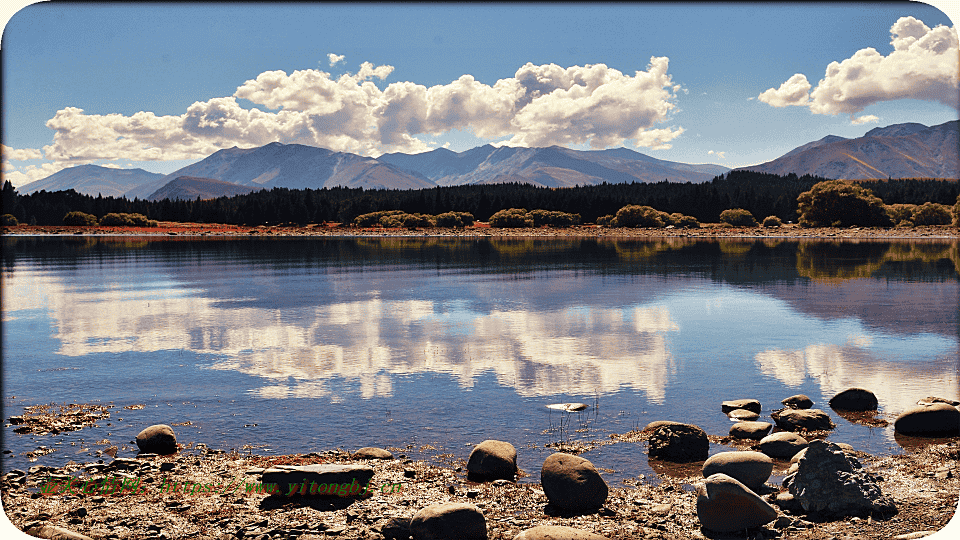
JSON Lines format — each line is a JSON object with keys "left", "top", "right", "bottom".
{"left": 146, "top": 176, "right": 263, "bottom": 202}
{"left": 378, "top": 145, "right": 729, "bottom": 187}
{"left": 125, "top": 142, "right": 434, "bottom": 199}
{"left": 738, "top": 121, "right": 959, "bottom": 179}
{"left": 18, "top": 165, "right": 163, "bottom": 197}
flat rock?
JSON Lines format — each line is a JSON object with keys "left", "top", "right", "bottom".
{"left": 261, "top": 464, "right": 375, "bottom": 497}
{"left": 894, "top": 403, "right": 960, "bottom": 436}
{"left": 541, "top": 453, "right": 608, "bottom": 513}
{"left": 721, "top": 399, "right": 761, "bottom": 414}
{"left": 514, "top": 525, "right": 608, "bottom": 539}
{"left": 917, "top": 396, "right": 960, "bottom": 407}
{"left": 696, "top": 473, "right": 778, "bottom": 532}
{"left": 729, "top": 421, "right": 772, "bottom": 440}
{"left": 771, "top": 408, "right": 834, "bottom": 431}
{"left": 352, "top": 447, "right": 394, "bottom": 460}
{"left": 135, "top": 424, "right": 177, "bottom": 455}
{"left": 24, "top": 524, "right": 95, "bottom": 540}
{"left": 786, "top": 440, "right": 896, "bottom": 517}
{"left": 641, "top": 420, "right": 686, "bottom": 432}
{"left": 702, "top": 451, "right": 773, "bottom": 492}
{"left": 467, "top": 440, "right": 517, "bottom": 481}
{"left": 758, "top": 431, "right": 808, "bottom": 459}
{"left": 411, "top": 502, "right": 487, "bottom": 540}
{"left": 781, "top": 394, "right": 814, "bottom": 409}
{"left": 546, "top": 403, "right": 589, "bottom": 412}
{"left": 648, "top": 423, "right": 709, "bottom": 463}
{"left": 829, "top": 388, "right": 878, "bottom": 411}
{"left": 728, "top": 408, "right": 760, "bottom": 421}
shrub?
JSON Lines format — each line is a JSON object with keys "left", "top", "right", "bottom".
{"left": 955, "top": 195, "right": 960, "bottom": 226}
{"left": 399, "top": 213, "right": 435, "bottom": 229}
{"left": 596, "top": 214, "right": 615, "bottom": 227}
{"left": 435, "top": 211, "right": 475, "bottom": 228}
{"left": 762, "top": 215, "right": 782, "bottom": 228}
{"left": 885, "top": 204, "right": 917, "bottom": 226}
{"left": 63, "top": 211, "right": 98, "bottom": 226}
{"left": 529, "top": 209, "right": 581, "bottom": 227}
{"left": 489, "top": 208, "right": 533, "bottom": 228}
{"left": 911, "top": 202, "right": 952, "bottom": 226}
{"left": 796, "top": 180, "right": 891, "bottom": 227}
{"left": 613, "top": 205, "right": 664, "bottom": 228}
{"left": 719, "top": 208, "right": 758, "bottom": 227}
{"left": 100, "top": 213, "right": 157, "bottom": 227}
{"left": 354, "top": 210, "right": 405, "bottom": 227}
{"left": 665, "top": 212, "right": 700, "bottom": 228}
{"left": 1, "top": 214, "right": 18, "bottom": 226}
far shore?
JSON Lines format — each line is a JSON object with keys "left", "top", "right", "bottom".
{"left": 3, "top": 222, "right": 958, "bottom": 239}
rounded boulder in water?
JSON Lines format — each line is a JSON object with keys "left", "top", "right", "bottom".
{"left": 135, "top": 424, "right": 177, "bottom": 455}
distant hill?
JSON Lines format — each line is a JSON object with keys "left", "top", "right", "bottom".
{"left": 378, "top": 145, "right": 729, "bottom": 187}
{"left": 18, "top": 164, "right": 163, "bottom": 197}
{"left": 738, "top": 121, "right": 959, "bottom": 179}
{"left": 125, "top": 142, "right": 434, "bottom": 199}
{"left": 146, "top": 176, "right": 263, "bottom": 202}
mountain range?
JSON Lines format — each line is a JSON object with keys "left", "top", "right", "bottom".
{"left": 16, "top": 120, "right": 958, "bottom": 201}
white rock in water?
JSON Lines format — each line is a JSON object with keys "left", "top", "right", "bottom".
{"left": 546, "top": 403, "right": 589, "bottom": 412}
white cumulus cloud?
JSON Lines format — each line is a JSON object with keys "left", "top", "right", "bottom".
{"left": 758, "top": 17, "right": 959, "bottom": 123}
{"left": 708, "top": 150, "right": 726, "bottom": 159}
{"left": 327, "top": 53, "right": 345, "bottom": 67}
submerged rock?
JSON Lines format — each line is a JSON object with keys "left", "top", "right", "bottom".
{"left": 781, "top": 394, "right": 813, "bottom": 409}
{"left": 829, "top": 388, "right": 878, "bottom": 411}
{"left": 721, "top": 399, "right": 761, "bottom": 414}
{"left": 648, "top": 423, "right": 709, "bottom": 463}
{"left": 771, "top": 408, "right": 834, "bottom": 431}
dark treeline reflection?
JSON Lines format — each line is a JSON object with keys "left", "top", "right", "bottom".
{"left": 4, "top": 236, "right": 958, "bottom": 284}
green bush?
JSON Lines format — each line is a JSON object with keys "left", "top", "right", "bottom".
{"left": 664, "top": 212, "right": 700, "bottom": 228}
{"left": 489, "top": 208, "right": 533, "bottom": 228}
{"left": 719, "top": 208, "right": 758, "bottom": 227}
{"left": 612, "top": 205, "right": 664, "bottom": 228}
{"left": 435, "top": 211, "right": 475, "bottom": 228}
{"left": 100, "top": 213, "right": 157, "bottom": 227}
{"left": 885, "top": 204, "right": 917, "bottom": 226}
{"left": 63, "top": 211, "right": 98, "bottom": 226}
{"left": 911, "top": 202, "right": 952, "bottom": 226}
{"left": 529, "top": 209, "right": 581, "bottom": 227}
{"left": 955, "top": 195, "right": 960, "bottom": 226}
{"left": 596, "top": 214, "right": 615, "bottom": 227}
{"left": 1, "top": 214, "right": 18, "bottom": 226}
{"left": 761, "top": 215, "right": 782, "bottom": 228}
{"left": 796, "top": 180, "right": 891, "bottom": 227}
{"left": 354, "top": 210, "right": 405, "bottom": 227}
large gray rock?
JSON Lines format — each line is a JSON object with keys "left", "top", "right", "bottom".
{"left": 721, "top": 399, "right": 761, "bottom": 414}
{"left": 781, "top": 394, "right": 813, "bottom": 409}
{"left": 696, "top": 473, "right": 778, "bottom": 532}
{"left": 261, "top": 463, "right": 375, "bottom": 497}
{"left": 135, "top": 424, "right": 177, "bottom": 455}
{"left": 729, "top": 421, "right": 772, "bottom": 440}
{"left": 467, "top": 440, "right": 518, "bottom": 481}
{"left": 702, "top": 451, "right": 773, "bottom": 492}
{"left": 829, "top": 388, "right": 878, "bottom": 411}
{"left": 771, "top": 408, "right": 834, "bottom": 431}
{"left": 648, "top": 423, "right": 709, "bottom": 463}
{"left": 894, "top": 403, "right": 960, "bottom": 436}
{"left": 541, "top": 453, "right": 608, "bottom": 513}
{"left": 758, "top": 431, "right": 808, "bottom": 459}
{"left": 513, "top": 525, "right": 608, "bottom": 539}
{"left": 411, "top": 502, "right": 487, "bottom": 540}
{"left": 785, "top": 440, "right": 896, "bottom": 517}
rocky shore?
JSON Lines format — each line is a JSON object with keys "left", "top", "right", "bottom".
{"left": 2, "top": 222, "right": 958, "bottom": 239}
{"left": 3, "top": 391, "right": 959, "bottom": 540}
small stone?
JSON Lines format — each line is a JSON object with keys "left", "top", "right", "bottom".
{"left": 702, "top": 451, "right": 773, "bottom": 492}
{"left": 758, "top": 431, "right": 808, "bottom": 459}
{"left": 729, "top": 421, "right": 772, "bottom": 440}
{"left": 411, "top": 502, "right": 486, "bottom": 540}
{"left": 771, "top": 408, "right": 834, "bottom": 431}
{"left": 352, "top": 447, "right": 394, "bottom": 460}
{"left": 781, "top": 394, "right": 814, "bottom": 409}
{"left": 917, "top": 396, "right": 960, "bottom": 407}
{"left": 829, "top": 388, "right": 879, "bottom": 411}
{"left": 514, "top": 525, "right": 609, "bottom": 539}
{"left": 727, "top": 409, "right": 760, "bottom": 421}
{"left": 721, "top": 399, "right": 761, "bottom": 414}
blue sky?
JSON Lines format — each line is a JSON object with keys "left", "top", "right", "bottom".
{"left": 1, "top": 2, "right": 958, "bottom": 187}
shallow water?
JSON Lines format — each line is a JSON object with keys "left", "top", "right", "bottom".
{"left": 2, "top": 236, "right": 958, "bottom": 484}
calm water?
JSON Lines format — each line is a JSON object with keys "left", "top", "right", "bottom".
{"left": 2, "top": 235, "right": 958, "bottom": 484}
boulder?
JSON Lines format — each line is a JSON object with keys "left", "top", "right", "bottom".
{"left": 758, "top": 432, "right": 808, "bottom": 459}
{"left": 352, "top": 447, "right": 394, "bottom": 460}
{"left": 514, "top": 525, "right": 608, "bottom": 539}
{"left": 377, "top": 516, "right": 412, "bottom": 540}
{"left": 729, "top": 421, "right": 772, "bottom": 440}
{"left": 894, "top": 403, "right": 960, "bottom": 436}
{"left": 261, "top": 464, "right": 375, "bottom": 497}
{"left": 721, "top": 399, "right": 761, "bottom": 414}
{"left": 728, "top": 409, "right": 760, "bottom": 421}
{"left": 785, "top": 440, "right": 896, "bottom": 517}
{"left": 829, "top": 388, "right": 878, "bottom": 411}
{"left": 467, "top": 440, "right": 517, "bottom": 481}
{"left": 648, "top": 423, "right": 709, "bottom": 463}
{"left": 540, "top": 453, "right": 608, "bottom": 513}
{"left": 135, "top": 425, "right": 177, "bottom": 455}
{"left": 641, "top": 420, "right": 686, "bottom": 432}
{"left": 771, "top": 408, "right": 834, "bottom": 431}
{"left": 411, "top": 502, "right": 487, "bottom": 540}
{"left": 696, "top": 473, "right": 778, "bottom": 532}
{"left": 702, "top": 451, "right": 773, "bottom": 492}
{"left": 781, "top": 394, "right": 813, "bottom": 409}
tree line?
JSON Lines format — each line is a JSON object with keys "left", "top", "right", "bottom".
{"left": 3, "top": 171, "right": 958, "bottom": 227}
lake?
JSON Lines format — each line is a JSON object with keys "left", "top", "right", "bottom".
{"left": 2, "top": 235, "right": 958, "bottom": 483}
